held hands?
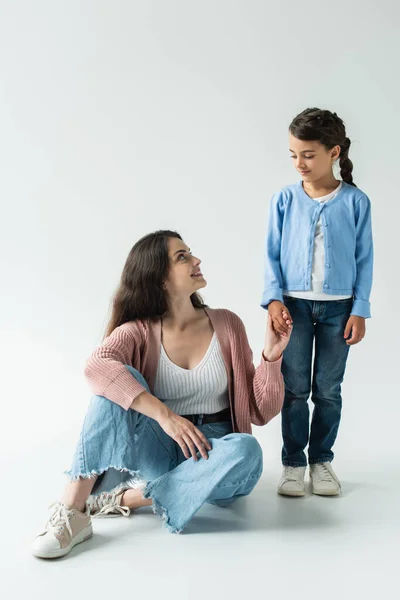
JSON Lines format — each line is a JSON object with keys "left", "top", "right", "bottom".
{"left": 264, "top": 303, "right": 293, "bottom": 362}
{"left": 267, "top": 301, "right": 366, "bottom": 350}
{"left": 268, "top": 301, "right": 292, "bottom": 336}
{"left": 157, "top": 410, "right": 212, "bottom": 461}
{"left": 344, "top": 315, "right": 366, "bottom": 345}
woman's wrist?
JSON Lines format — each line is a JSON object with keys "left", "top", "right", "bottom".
{"left": 131, "top": 390, "right": 171, "bottom": 423}
{"left": 155, "top": 403, "right": 172, "bottom": 425}
{"left": 262, "top": 349, "right": 282, "bottom": 363}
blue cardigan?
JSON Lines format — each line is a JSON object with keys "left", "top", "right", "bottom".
{"left": 261, "top": 181, "right": 374, "bottom": 318}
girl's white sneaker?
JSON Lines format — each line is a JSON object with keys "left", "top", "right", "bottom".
{"left": 277, "top": 466, "right": 306, "bottom": 497}
{"left": 310, "top": 462, "right": 341, "bottom": 496}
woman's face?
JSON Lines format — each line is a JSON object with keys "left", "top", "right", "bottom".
{"left": 289, "top": 134, "right": 340, "bottom": 183}
{"left": 164, "top": 237, "right": 207, "bottom": 298}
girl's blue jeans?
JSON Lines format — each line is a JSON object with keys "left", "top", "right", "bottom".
{"left": 281, "top": 296, "right": 352, "bottom": 467}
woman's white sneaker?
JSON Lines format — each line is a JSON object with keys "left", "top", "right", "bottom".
{"left": 87, "top": 488, "right": 131, "bottom": 517}
{"left": 310, "top": 462, "right": 341, "bottom": 496}
{"left": 32, "top": 503, "right": 93, "bottom": 559}
{"left": 277, "top": 466, "right": 306, "bottom": 497}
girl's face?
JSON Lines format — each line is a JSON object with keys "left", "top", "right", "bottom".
{"left": 164, "top": 237, "right": 207, "bottom": 298}
{"left": 289, "top": 134, "right": 341, "bottom": 183}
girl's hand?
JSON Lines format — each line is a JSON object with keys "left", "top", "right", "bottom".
{"left": 263, "top": 313, "right": 292, "bottom": 362}
{"left": 157, "top": 411, "right": 212, "bottom": 461}
{"left": 344, "top": 316, "right": 366, "bottom": 345}
{"left": 268, "top": 300, "right": 292, "bottom": 336}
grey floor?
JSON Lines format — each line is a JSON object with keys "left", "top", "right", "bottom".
{"left": 2, "top": 440, "right": 397, "bottom": 600}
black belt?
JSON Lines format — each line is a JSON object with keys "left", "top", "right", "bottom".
{"left": 183, "top": 408, "right": 231, "bottom": 426}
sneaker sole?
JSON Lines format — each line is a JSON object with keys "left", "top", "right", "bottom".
{"left": 278, "top": 488, "right": 305, "bottom": 497}
{"left": 32, "top": 525, "right": 93, "bottom": 559}
{"left": 312, "top": 488, "right": 341, "bottom": 496}
{"left": 92, "top": 512, "right": 127, "bottom": 518}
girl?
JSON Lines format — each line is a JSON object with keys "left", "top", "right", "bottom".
{"left": 261, "top": 108, "right": 373, "bottom": 497}
{"left": 33, "top": 230, "right": 291, "bottom": 559}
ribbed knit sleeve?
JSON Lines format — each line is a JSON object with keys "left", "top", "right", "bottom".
{"left": 225, "top": 311, "right": 284, "bottom": 426}
{"left": 84, "top": 322, "right": 148, "bottom": 410}
{"left": 251, "top": 355, "right": 284, "bottom": 425}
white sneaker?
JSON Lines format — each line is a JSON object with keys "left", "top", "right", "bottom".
{"left": 32, "top": 503, "right": 92, "bottom": 559}
{"left": 277, "top": 466, "right": 306, "bottom": 497}
{"left": 87, "top": 488, "right": 131, "bottom": 517}
{"left": 310, "top": 462, "right": 341, "bottom": 496}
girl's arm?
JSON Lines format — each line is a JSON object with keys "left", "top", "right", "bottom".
{"left": 261, "top": 191, "right": 286, "bottom": 310}
{"left": 351, "top": 194, "right": 374, "bottom": 318}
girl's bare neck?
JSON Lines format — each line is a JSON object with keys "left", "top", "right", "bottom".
{"left": 303, "top": 175, "right": 340, "bottom": 198}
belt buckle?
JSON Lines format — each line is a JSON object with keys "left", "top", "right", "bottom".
{"left": 185, "top": 414, "right": 204, "bottom": 426}
{"left": 191, "top": 414, "right": 203, "bottom": 426}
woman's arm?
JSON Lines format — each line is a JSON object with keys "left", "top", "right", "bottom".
{"left": 85, "top": 322, "right": 212, "bottom": 460}
{"left": 232, "top": 313, "right": 290, "bottom": 426}
{"left": 84, "top": 323, "right": 148, "bottom": 410}
{"left": 251, "top": 356, "right": 285, "bottom": 426}
{"left": 131, "top": 390, "right": 211, "bottom": 460}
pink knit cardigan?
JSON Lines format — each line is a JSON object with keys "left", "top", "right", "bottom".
{"left": 84, "top": 308, "right": 284, "bottom": 434}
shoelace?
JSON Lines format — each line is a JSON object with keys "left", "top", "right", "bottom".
{"left": 46, "top": 503, "right": 75, "bottom": 539}
{"left": 313, "top": 463, "right": 335, "bottom": 483}
{"left": 88, "top": 491, "right": 130, "bottom": 517}
{"left": 283, "top": 467, "right": 305, "bottom": 483}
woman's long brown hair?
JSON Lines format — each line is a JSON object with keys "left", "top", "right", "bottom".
{"left": 104, "top": 230, "right": 205, "bottom": 337}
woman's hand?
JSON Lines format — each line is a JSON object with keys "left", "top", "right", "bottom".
{"left": 268, "top": 300, "right": 292, "bottom": 336}
{"left": 263, "top": 312, "right": 292, "bottom": 362}
{"left": 157, "top": 410, "right": 212, "bottom": 461}
{"left": 344, "top": 316, "right": 366, "bottom": 345}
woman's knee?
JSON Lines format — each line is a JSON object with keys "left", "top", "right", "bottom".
{"left": 224, "top": 433, "right": 263, "bottom": 468}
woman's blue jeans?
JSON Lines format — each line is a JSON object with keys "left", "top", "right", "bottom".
{"left": 67, "top": 366, "right": 263, "bottom": 533}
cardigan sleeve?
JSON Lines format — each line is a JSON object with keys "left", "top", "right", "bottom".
{"left": 251, "top": 354, "right": 284, "bottom": 425}
{"left": 232, "top": 313, "right": 285, "bottom": 426}
{"left": 351, "top": 194, "right": 374, "bottom": 318}
{"left": 261, "top": 190, "right": 287, "bottom": 309}
{"left": 84, "top": 322, "right": 148, "bottom": 410}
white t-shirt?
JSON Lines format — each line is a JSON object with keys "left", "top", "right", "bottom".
{"left": 286, "top": 182, "right": 352, "bottom": 301}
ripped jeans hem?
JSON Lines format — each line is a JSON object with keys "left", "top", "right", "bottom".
{"left": 142, "top": 483, "right": 182, "bottom": 534}
{"left": 64, "top": 466, "right": 144, "bottom": 494}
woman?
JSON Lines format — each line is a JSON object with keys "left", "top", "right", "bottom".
{"left": 32, "top": 230, "right": 292, "bottom": 559}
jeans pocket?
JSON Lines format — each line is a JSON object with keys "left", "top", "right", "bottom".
{"left": 203, "top": 421, "right": 233, "bottom": 438}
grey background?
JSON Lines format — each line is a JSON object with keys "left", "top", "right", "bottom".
{"left": 0, "top": 1, "right": 398, "bottom": 597}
